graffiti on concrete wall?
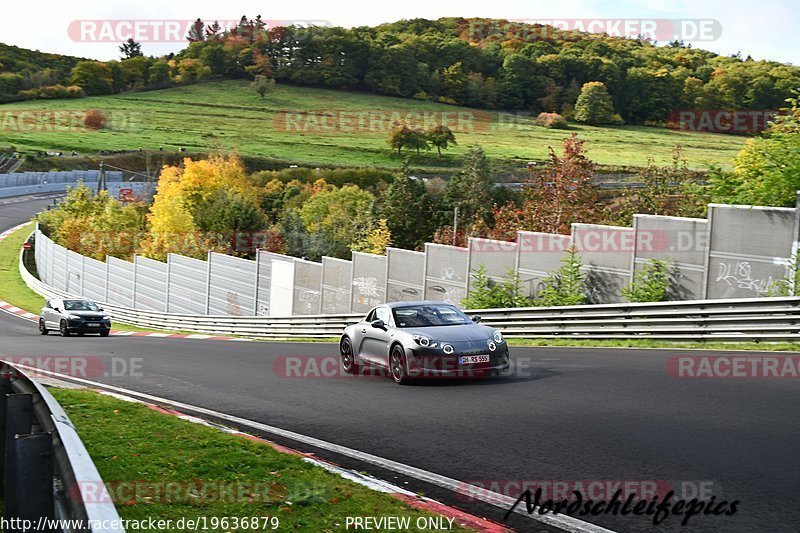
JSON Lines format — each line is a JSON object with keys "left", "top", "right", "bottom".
{"left": 715, "top": 260, "right": 774, "bottom": 295}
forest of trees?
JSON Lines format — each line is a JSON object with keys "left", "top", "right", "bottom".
{"left": 2, "top": 18, "right": 799, "bottom": 127}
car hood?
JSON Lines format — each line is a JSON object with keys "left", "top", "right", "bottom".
{"left": 65, "top": 311, "right": 106, "bottom": 319}
{"left": 401, "top": 324, "right": 491, "bottom": 342}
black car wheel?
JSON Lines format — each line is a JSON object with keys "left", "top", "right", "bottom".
{"left": 390, "top": 345, "right": 411, "bottom": 385}
{"left": 38, "top": 318, "right": 48, "bottom": 335}
{"left": 99, "top": 330, "right": 110, "bottom": 337}
{"left": 59, "top": 320, "right": 70, "bottom": 337}
{"left": 340, "top": 337, "right": 359, "bottom": 374}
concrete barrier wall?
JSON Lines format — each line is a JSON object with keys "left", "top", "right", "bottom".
{"left": 29, "top": 193, "right": 800, "bottom": 316}
{"left": 705, "top": 205, "right": 797, "bottom": 299}
{"left": 632, "top": 215, "right": 708, "bottom": 300}
{"left": 572, "top": 224, "right": 634, "bottom": 304}
{"left": 516, "top": 232, "right": 572, "bottom": 298}
{"left": 424, "top": 243, "right": 469, "bottom": 306}
{"left": 351, "top": 252, "right": 387, "bottom": 313}
{"left": 386, "top": 248, "right": 425, "bottom": 302}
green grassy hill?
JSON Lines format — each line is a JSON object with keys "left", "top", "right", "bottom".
{"left": 0, "top": 80, "right": 747, "bottom": 170}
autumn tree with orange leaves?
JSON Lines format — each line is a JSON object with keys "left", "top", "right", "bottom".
{"left": 489, "top": 134, "right": 600, "bottom": 240}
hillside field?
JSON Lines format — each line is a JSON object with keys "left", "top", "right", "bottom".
{"left": 0, "top": 80, "right": 747, "bottom": 170}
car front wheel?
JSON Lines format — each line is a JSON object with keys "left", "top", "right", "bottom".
{"left": 390, "top": 345, "right": 411, "bottom": 385}
{"left": 59, "top": 320, "right": 70, "bottom": 337}
{"left": 38, "top": 319, "right": 48, "bottom": 335}
{"left": 340, "top": 337, "right": 359, "bottom": 374}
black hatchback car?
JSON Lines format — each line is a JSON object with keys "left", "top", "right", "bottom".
{"left": 39, "top": 298, "right": 111, "bottom": 337}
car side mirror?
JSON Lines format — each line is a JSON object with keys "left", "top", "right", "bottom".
{"left": 472, "top": 315, "right": 482, "bottom": 323}
{"left": 98, "top": 308, "right": 104, "bottom": 312}
{"left": 53, "top": 307, "right": 60, "bottom": 312}
{"left": 370, "top": 319, "right": 386, "bottom": 330}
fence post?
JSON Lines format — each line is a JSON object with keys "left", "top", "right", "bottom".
{"left": 80, "top": 255, "right": 86, "bottom": 297}
{"left": 104, "top": 258, "right": 110, "bottom": 303}
{"left": 421, "top": 243, "right": 429, "bottom": 301}
{"left": 165, "top": 254, "right": 172, "bottom": 313}
{"left": 630, "top": 216, "right": 639, "bottom": 284}
{"left": 3, "top": 393, "right": 32, "bottom": 500}
{"left": 132, "top": 254, "right": 139, "bottom": 309}
{"left": 466, "top": 238, "right": 474, "bottom": 296}
{"left": 701, "top": 206, "right": 714, "bottom": 299}
{"left": 205, "top": 251, "right": 212, "bottom": 315}
{"left": 253, "top": 250, "right": 261, "bottom": 316}
{"left": 4, "top": 433, "right": 54, "bottom": 532}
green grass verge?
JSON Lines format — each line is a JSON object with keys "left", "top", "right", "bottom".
{"left": 0, "top": 223, "right": 45, "bottom": 313}
{"left": 1, "top": 80, "right": 746, "bottom": 170}
{"left": 51, "top": 388, "right": 461, "bottom": 531}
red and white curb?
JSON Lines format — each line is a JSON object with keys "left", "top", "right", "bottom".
{"left": 0, "top": 221, "right": 30, "bottom": 240}
{"left": 0, "top": 223, "right": 251, "bottom": 342}
{"left": 98, "top": 389, "right": 510, "bottom": 533}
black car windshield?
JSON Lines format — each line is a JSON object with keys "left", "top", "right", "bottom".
{"left": 392, "top": 304, "right": 470, "bottom": 327}
{"left": 63, "top": 300, "right": 100, "bottom": 311}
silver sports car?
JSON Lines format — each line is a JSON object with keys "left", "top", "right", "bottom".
{"left": 340, "top": 301, "right": 510, "bottom": 384}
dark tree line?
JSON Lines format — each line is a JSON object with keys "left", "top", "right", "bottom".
{"left": 176, "top": 17, "right": 800, "bottom": 124}
{"left": 2, "top": 17, "right": 799, "bottom": 126}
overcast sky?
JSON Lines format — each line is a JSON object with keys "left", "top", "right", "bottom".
{"left": 4, "top": 0, "right": 797, "bottom": 65}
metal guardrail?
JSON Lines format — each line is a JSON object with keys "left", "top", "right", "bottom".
{"left": 19, "top": 233, "right": 800, "bottom": 341}
{"left": 0, "top": 361, "right": 124, "bottom": 533}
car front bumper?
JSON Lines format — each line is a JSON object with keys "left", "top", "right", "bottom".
{"left": 65, "top": 320, "right": 111, "bottom": 333}
{"left": 406, "top": 346, "right": 510, "bottom": 378}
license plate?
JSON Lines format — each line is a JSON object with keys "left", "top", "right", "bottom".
{"left": 88, "top": 323, "right": 100, "bottom": 327}
{"left": 459, "top": 355, "right": 490, "bottom": 364}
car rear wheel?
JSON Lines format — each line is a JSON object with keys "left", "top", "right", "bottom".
{"left": 38, "top": 319, "right": 48, "bottom": 335}
{"left": 390, "top": 345, "right": 411, "bottom": 385}
{"left": 59, "top": 320, "right": 70, "bottom": 337}
{"left": 340, "top": 337, "right": 359, "bottom": 374}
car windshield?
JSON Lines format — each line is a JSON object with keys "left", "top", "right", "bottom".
{"left": 63, "top": 300, "right": 100, "bottom": 311}
{"left": 392, "top": 304, "right": 471, "bottom": 327}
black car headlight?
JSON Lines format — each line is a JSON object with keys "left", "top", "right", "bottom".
{"left": 488, "top": 340, "right": 497, "bottom": 351}
{"left": 442, "top": 344, "right": 454, "bottom": 355}
{"left": 493, "top": 330, "right": 504, "bottom": 343}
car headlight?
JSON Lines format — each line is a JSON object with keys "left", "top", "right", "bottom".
{"left": 102, "top": 316, "right": 111, "bottom": 321}
{"left": 66, "top": 314, "right": 81, "bottom": 320}
{"left": 488, "top": 341, "right": 497, "bottom": 351}
{"left": 493, "top": 330, "right": 504, "bottom": 343}
{"left": 413, "top": 335, "right": 438, "bottom": 348}
{"left": 442, "top": 344, "right": 454, "bottom": 354}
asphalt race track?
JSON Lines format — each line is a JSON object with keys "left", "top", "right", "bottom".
{"left": 1, "top": 196, "right": 799, "bottom": 532}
